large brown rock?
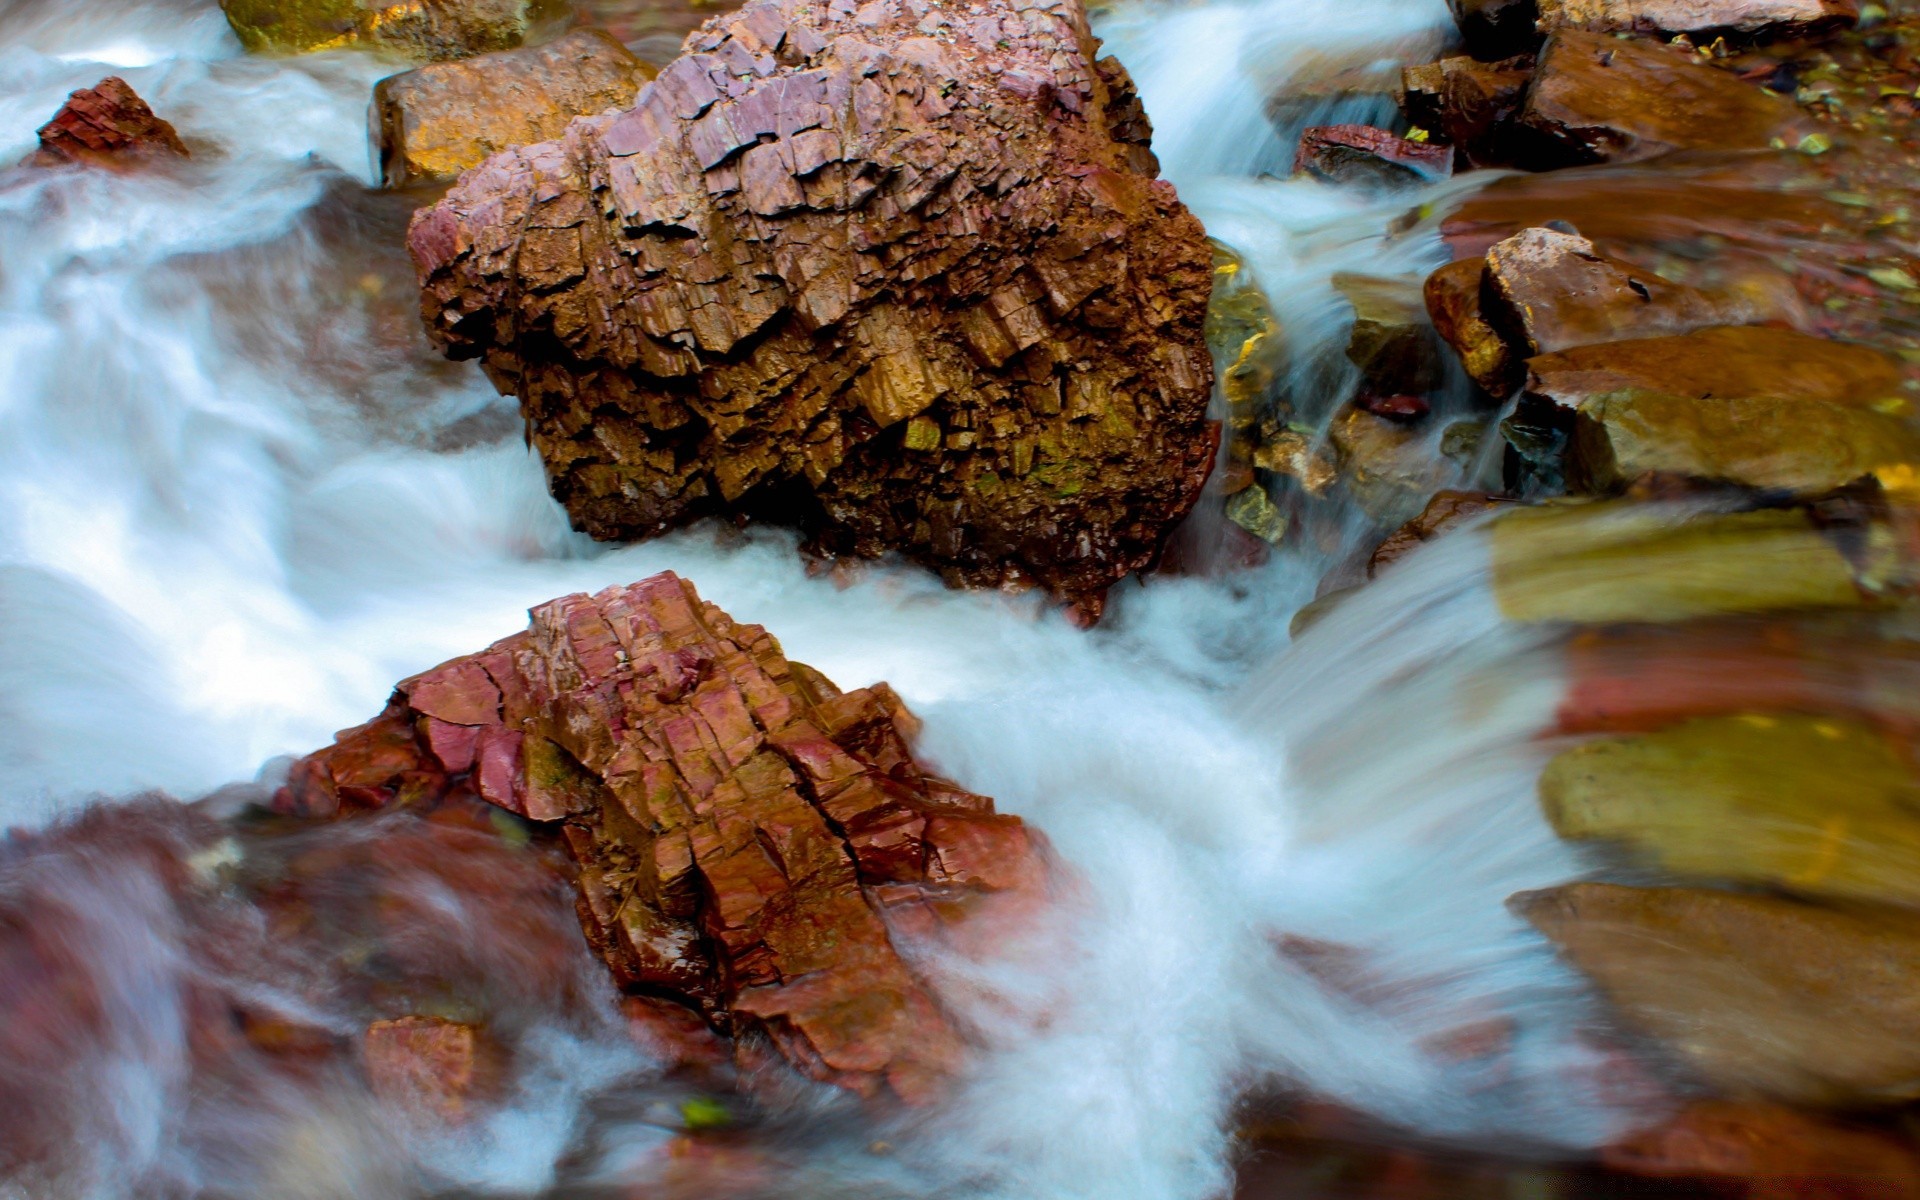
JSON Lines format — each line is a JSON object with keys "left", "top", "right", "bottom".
{"left": 372, "top": 28, "right": 655, "bottom": 189}
{"left": 1520, "top": 30, "right": 1802, "bottom": 164}
{"left": 1513, "top": 882, "right": 1920, "bottom": 1106}
{"left": 29, "top": 77, "right": 188, "bottom": 169}
{"left": 220, "top": 0, "right": 564, "bottom": 60}
{"left": 1536, "top": 0, "right": 1859, "bottom": 40}
{"left": 408, "top": 0, "right": 1216, "bottom": 619}
{"left": 280, "top": 571, "right": 1048, "bottom": 1103}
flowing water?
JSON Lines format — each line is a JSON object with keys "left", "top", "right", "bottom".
{"left": 0, "top": 0, "right": 1870, "bottom": 1196}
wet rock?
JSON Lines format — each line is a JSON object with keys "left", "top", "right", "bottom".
{"left": 1369, "top": 489, "right": 1514, "bottom": 574}
{"left": 219, "top": 0, "right": 565, "bottom": 60}
{"left": 1489, "top": 502, "right": 1867, "bottom": 623}
{"left": 1521, "top": 30, "right": 1802, "bottom": 163}
{"left": 1329, "top": 407, "right": 1460, "bottom": 527}
{"left": 1536, "top": 0, "right": 1860, "bottom": 41}
{"left": 1400, "top": 54, "right": 1534, "bottom": 169}
{"left": 1541, "top": 713, "right": 1920, "bottom": 908}
{"left": 1226, "top": 485, "right": 1289, "bottom": 544}
{"left": 408, "top": 0, "right": 1216, "bottom": 620}
{"left": 1513, "top": 882, "right": 1920, "bottom": 1106}
{"left": 1294, "top": 124, "right": 1454, "bottom": 186}
{"left": 281, "top": 572, "right": 1048, "bottom": 1103}
{"left": 1605, "top": 1102, "right": 1920, "bottom": 1200}
{"left": 1518, "top": 326, "right": 1919, "bottom": 495}
{"left": 1333, "top": 272, "right": 1443, "bottom": 394}
{"left": 1449, "top": 0, "right": 1542, "bottom": 59}
{"left": 1424, "top": 258, "right": 1517, "bottom": 397}
{"left": 1484, "top": 226, "right": 1782, "bottom": 354}
{"left": 29, "top": 77, "right": 188, "bottom": 168}
{"left": 1266, "top": 59, "right": 1405, "bottom": 139}
{"left": 372, "top": 28, "right": 655, "bottom": 189}
{"left": 363, "top": 1016, "right": 494, "bottom": 1122}
{"left": 1210, "top": 246, "right": 1287, "bottom": 448}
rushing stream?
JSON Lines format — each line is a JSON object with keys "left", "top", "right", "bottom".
{"left": 2, "top": 0, "right": 1907, "bottom": 1196}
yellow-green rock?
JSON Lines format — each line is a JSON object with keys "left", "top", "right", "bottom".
{"left": 1490, "top": 502, "right": 1865, "bottom": 624}
{"left": 221, "top": 0, "right": 566, "bottom": 60}
{"left": 1541, "top": 714, "right": 1920, "bottom": 908}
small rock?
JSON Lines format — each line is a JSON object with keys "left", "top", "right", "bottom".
{"left": 1400, "top": 54, "right": 1535, "bottom": 169}
{"left": 1294, "top": 124, "right": 1454, "bottom": 187}
{"left": 363, "top": 1016, "right": 493, "bottom": 1123}
{"left": 1521, "top": 30, "right": 1803, "bottom": 164}
{"left": 1329, "top": 407, "right": 1460, "bottom": 527}
{"left": 1536, "top": 0, "right": 1860, "bottom": 41}
{"left": 220, "top": 0, "right": 564, "bottom": 60}
{"left": 1333, "top": 272, "right": 1443, "bottom": 394}
{"left": 373, "top": 28, "right": 655, "bottom": 189}
{"left": 1357, "top": 393, "right": 1431, "bottom": 422}
{"left": 29, "top": 77, "right": 188, "bottom": 169}
{"left": 1226, "top": 485, "right": 1290, "bottom": 544}
{"left": 1513, "top": 881, "right": 1920, "bottom": 1106}
{"left": 1423, "top": 257, "right": 1517, "bottom": 397}
{"left": 1369, "top": 489, "right": 1514, "bottom": 574}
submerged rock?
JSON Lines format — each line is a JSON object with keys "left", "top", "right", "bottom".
{"left": 372, "top": 28, "right": 654, "bottom": 188}
{"left": 1514, "top": 882, "right": 1920, "bottom": 1106}
{"left": 1536, "top": 0, "right": 1859, "bottom": 40}
{"left": 29, "top": 77, "right": 188, "bottom": 168}
{"left": 1333, "top": 273, "right": 1443, "bottom": 395}
{"left": 408, "top": 0, "right": 1216, "bottom": 619}
{"left": 1541, "top": 713, "right": 1920, "bottom": 908}
{"left": 219, "top": 0, "right": 564, "bottom": 60}
{"left": 281, "top": 572, "right": 1048, "bottom": 1102}
{"left": 1400, "top": 54, "right": 1534, "bottom": 168}
{"left": 1369, "top": 489, "right": 1514, "bottom": 574}
{"left": 363, "top": 1016, "right": 495, "bottom": 1123}
{"left": 1521, "top": 30, "right": 1801, "bottom": 163}
{"left": 1294, "top": 124, "right": 1453, "bottom": 186}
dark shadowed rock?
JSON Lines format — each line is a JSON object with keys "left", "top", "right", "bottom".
{"left": 1536, "top": 0, "right": 1859, "bottom": 40}
{"left": 1400, "top": 54, "right": 1534, "bottom": 168}
{"left": 280, "top": 572, "right": 1049, "bottom": 1103}
{"left": 408, "top": 0, "right": 1216, "bottom": 620}
{"left": 1514, "top": 882, "right": 1920, "bottom": 1106}
{"left": 29, "top": 77, "right": 188, "bottom": 168}
{"left": 1448, "top": 0, "right": 1542, "bottom": 58}
{"left": 1424, "top": 257, "right": 1517, "bottom": 397}
{"left": 1521, "top": 30, "right": 1802, "bottom": 164}
{"left": 1333, "top": 273, "right": 1443, "bottom": 394}
{"left": 1294, "top": 124, "right": 1453, "bottom": 186}
{"left": 372, "top": 28, "right": 655, "bottom": 188}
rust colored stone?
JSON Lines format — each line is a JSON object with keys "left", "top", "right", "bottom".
{"left": 1424, "top": 257, "right": 1518, "bottom": 397}
{"left": 363, "top": 1016, "right": 494, "bottom": 1122}
{"left": 407, "top": 0, "right": 1216, "bottom": 620}
{"left": 29, "top": 77, "right": 188, "bottom": 169}
{"left": 1368, "top": 490, "right": 1514, "bottom": 574}
{"left": 280, "top": 572, "right": 1049, "bottom": 1103}
{"left": 1294, "top": 124, "right": 1454, "bottom": 186}
{"left": 1604, "top": 1102, "right": 1920, "bottom": 1199}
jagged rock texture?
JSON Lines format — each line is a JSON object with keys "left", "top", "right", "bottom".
{"left": 408, "top": 0, "right": 1216, "bottom": 616}
{"left": 279, "top": 571, "right": 1046, "bottom": 1102}
{"left": 30, "top": 77, "right": 188, "bottom": 168}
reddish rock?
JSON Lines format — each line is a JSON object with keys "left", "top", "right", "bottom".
{"left": 1423, "top": 257, "right": 1518, "bottom": 397}
{"left": 363, "top": 1016, "right": 494, "bottom": 1123}
{"left": 29, "top": 77, "right": 188, "bottom": 168}
{"left": 1356, "top": 393, "right": 1431, "bottom": 422}
{"left": 281, "top": 572, "right": 1049, "bottom": 1103}
{"left": 1521, "top": 31, "right": 1804, "bottom": 164}
{"left": 1368, "top": 490, "right": 1514, "bottom": 574}
{"left": 1294, "top": 124, "right": 1454, "bottom": 186}
{"left": 408, "top": 0, "right": 1216, "bottom": 620}
{"left": 1399, "top": 54, "right": 1534, "bottom": 169}
{"left": 1604, "top": 1102, "right": 1920, "bottom": 1199}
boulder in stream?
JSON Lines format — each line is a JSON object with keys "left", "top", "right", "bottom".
{"left": 408, "top": 0, "right": 1216, "bottom": 620}
{"left": 372, "top": 28, "right": 655, "bottom": 189}
{"left": 29, "top": 77, "right": 188, "bottom": 169}
{"left": 1294, "top": 124, "right": 1454, "bottom": 186}
{"left": 1514, "top": 881, "right": 1920, "bottom": 1106}
{"left": 1535, "top": 0, "right": 1859, "bottom": 41}
{"left": 281, "top": 571, "right": 1049, "bottom": 1103}
{"left": 219, "top": 0, "right": 565, "bottom": 60}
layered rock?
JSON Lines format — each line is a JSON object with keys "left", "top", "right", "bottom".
{"left": 29, "top": 77, "right": 188, "bottom": 169}
{"left": 1535, "top": 0, "right": 1859, "bottom": 41}
{"left": 1521, "top": 30, "right": 1801, "bottom": 164}
{"left": 280, "top": 571, "right": 1048, "bottom": 1102}
{"left": 372, "top": 28, "right": 655, "bottom": 188}
{"left": 408, "top": 0, "right": 1216, "bottom": 618}
{"left": 1294, "top": 125, "right": 1453, "bottom": 186}
{"left": 1514, "top": 882, "right": 1920, "bottom": 1106}
{"left": 220, "top": 0, "right": 564, "bottom": 60}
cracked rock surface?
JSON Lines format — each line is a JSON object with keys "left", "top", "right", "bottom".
{"left": 408, "top": 0, "right": 1216, "bottom": 618}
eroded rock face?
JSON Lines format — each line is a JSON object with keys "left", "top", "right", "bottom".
{"left": 373, "top": 28, "right": 655, "bottom": 189}
{"left": 1536, "top": 0, "right": 1859, "bottom": 41}
{"left": 29, "top": 77, "right": 188, "bottom": 168}
{"left": 280, "top": 572, "right": 1048, "bottom": 1102}
{"left": 1514, "top": 882, "right": 1920, "bottom": 1106}
{"left": 220, "top": 0, "right": 565, "bottom": 60}
{"left": 408, "top": 0, "right": 1216, "bottom": 618}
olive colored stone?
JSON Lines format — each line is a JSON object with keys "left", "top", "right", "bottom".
{"left": 1490, "top": 503, "right": 1865, "bottom": 624}
{"left": 373, "top": 29, "right": 654, "bottom": 188}
{"left": 1542, "top": 714, "right": 1920, "bottom": 907}
{"left": 1514, "top": 882, "right": 1920, "bottom": 1106}
{"left": 1225, "top": 485, "right": 1289, "bottom": 544}
{"left": 1536, "top": 0, "right": 1859, "bottom": 40}
{"left": 1330, "top": 407, "right": 1459, "bottom": 527}
{"left": 220, "top": 0, "right": 565, "bottom": 61}
{"left": 1521, "top": 30, "right": 1803, "bottom": 163}
{"left": 1333, "top": 273, "right": 1442, "bottom": 394}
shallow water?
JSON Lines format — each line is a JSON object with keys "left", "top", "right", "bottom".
{"left": 1, "top": 0, "right": 1891, "bottom": 1196}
